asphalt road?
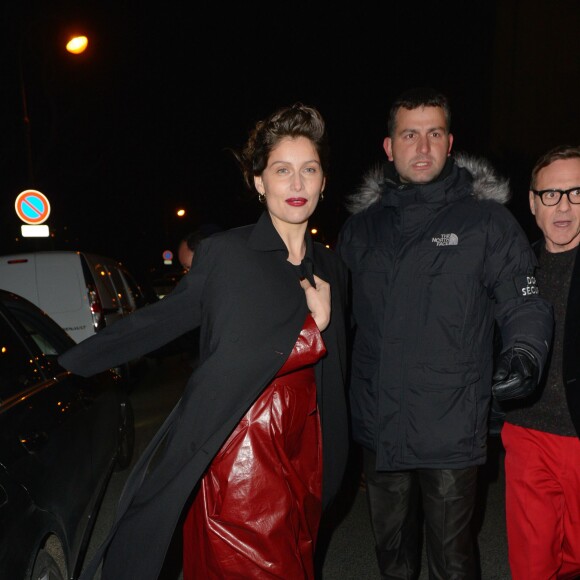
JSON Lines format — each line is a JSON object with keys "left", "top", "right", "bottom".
{"left": 83, "top": 351, "right": 512, "bottom": 579}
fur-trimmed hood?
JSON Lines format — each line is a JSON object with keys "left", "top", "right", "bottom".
{"left": 345, "top": 152, "right": 511, "bottom": 215}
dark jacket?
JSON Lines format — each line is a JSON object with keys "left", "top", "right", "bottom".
{"left": 532, "top": 240, "right": 580, "bottom": 438}
{"left": 59, "top": 211, "right": 349, "bottom": 579}
{"left": 337, "top": 155, "right": 553, "bottom": 471}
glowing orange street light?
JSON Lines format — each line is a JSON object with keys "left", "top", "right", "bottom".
{"left": 310, "top": 228, "right": 318, "bottom": 235}
{"left": 66, "top": 35, "right": 88, "bottom": 55}
{"left": 19, "top": 30, "right": 89, "bottom": 186}
{"left": 176, "top": 209, "right": 186, "bottom": 217}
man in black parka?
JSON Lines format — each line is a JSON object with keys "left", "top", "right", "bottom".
{"left": 337, "top": 87, "right": 554, "bottom": 579}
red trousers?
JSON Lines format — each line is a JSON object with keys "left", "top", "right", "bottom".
{"left": 502, "top": 422, "right": 580, "bottom": 580}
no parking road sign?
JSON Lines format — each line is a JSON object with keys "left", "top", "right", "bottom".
{"left": 15, "top": 189, "right": 51, "bottom": 225}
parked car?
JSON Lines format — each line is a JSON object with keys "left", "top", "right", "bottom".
{"left": 0, "top": 288, "right": 135, "bottom": 580}
{"left": 0, "top": 251, "right": 152, "bottom": 386}
{"left": 0, "top": 251, "right": 149, "bottom": 344}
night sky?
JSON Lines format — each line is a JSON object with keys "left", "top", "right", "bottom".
{"left": 1, "top": 1, "right": 579, "bottom": 284}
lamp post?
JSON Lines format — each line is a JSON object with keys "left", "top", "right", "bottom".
{"left": 14, "top": 19, "right": 90, "bottom": 250}
{"left": 18, "top": 28, "right": 89, "bottom": 188}
{"left": 18, "top": 50, "right": 35, "bottom": 186}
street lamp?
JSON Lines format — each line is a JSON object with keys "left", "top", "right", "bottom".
{"left": 14, "top": 19, "right": 90, "bottom": 250}
{"left": 18, "top": 29, "right": 89, "bottom": 186}
{"left": 66, "top": 35, "right": 88, "bottom": 54}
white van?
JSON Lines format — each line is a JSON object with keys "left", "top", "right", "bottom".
{"left": 0, "top": 251, "right": 147, "bottom": 344}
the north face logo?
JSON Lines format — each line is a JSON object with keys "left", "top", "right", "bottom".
{"left": 431, "top": 233, "right": 459, "bottom": 246}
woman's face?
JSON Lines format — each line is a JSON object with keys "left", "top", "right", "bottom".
{"left": 254, "top": 136, "right": 325, "bottom": 229}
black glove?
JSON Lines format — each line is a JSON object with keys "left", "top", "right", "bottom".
{"left": 492, "top": 345, "right": 539, "bottom": 402}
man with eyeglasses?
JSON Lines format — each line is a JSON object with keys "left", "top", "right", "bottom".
{"left": 498, "top": 144, "right": 580, "bottom": 579}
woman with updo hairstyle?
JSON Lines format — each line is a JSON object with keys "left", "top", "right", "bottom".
{"left": 60, "top": 102, "right": 349, "bottom": 579}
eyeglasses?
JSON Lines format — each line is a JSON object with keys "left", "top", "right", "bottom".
{"left": 532, "top": 186, "right": 580, "bottom": 206}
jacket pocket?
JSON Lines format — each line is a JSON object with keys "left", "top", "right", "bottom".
{"left": 350, "top": 247, "right": 390, "bottom": 314}
{"left": 404, "top": 361, "right": 480, "bottom": 462}
{"left": 416, "top": 273, "right": 477, "bottom": 357}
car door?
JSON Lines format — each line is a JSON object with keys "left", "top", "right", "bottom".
{"left": 117, "top": 266, "right": 149, "bottom": 311}
{"left": 0, "top": 292, "right": 120, "bottom": 569}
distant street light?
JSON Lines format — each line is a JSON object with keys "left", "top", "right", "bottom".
{"left": 176, "top": 209, "right": 186, "bottom": 217}
{"left": 66, "top": 35, "right": 88, "bottom": 55}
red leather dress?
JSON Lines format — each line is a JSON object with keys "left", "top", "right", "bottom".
{"left": 182, "top": 315, "right": 326, "bottom": 579}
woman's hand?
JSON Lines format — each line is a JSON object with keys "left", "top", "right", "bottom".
{"left": 300, "top": 275, "right": 331, "bottom": 332}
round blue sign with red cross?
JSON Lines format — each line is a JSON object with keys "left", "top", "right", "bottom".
{"left": 15, "top": 190, "right": 51, "bottom": 225}
{"left": 162, "top": 250, "right": 173, "bottom": 260}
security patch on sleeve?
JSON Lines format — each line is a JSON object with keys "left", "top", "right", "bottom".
{"left": 494, "top": 274, "right": 539, "bottom": 302}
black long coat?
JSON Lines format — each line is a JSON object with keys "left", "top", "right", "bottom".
{"left": 60, "top": 212, "right": 349, "bottom": 579}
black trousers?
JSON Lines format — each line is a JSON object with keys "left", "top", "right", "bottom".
{"left": 362, "top": 448, "right": 478, "bottom": 580}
